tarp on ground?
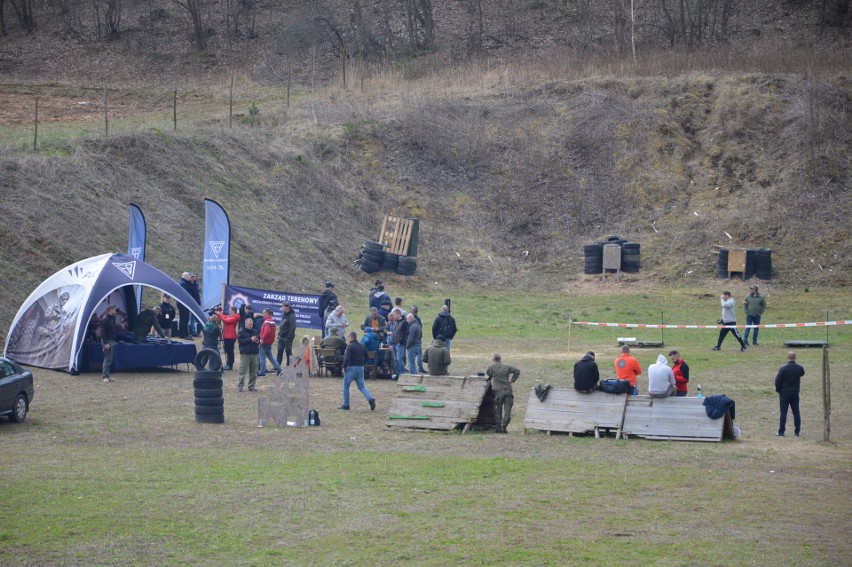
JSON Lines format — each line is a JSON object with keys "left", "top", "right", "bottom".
{"left": 4, "top": 253, "right": 208, "bottom": 373}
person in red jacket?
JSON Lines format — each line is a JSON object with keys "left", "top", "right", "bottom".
{"left": 614, "top": 345, "right": 642, "bottom": 395}
{"left": 258, "top": 308, "right": 282, "bottom": 377}
{"left": 218, "top": 305, "right": 241, "bottom": 371}
{"left": 669, "top": 350, "right": 690, "bottom": 397}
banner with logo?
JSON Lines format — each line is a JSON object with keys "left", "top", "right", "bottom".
{"left": 224, "top": 285, "right": 322, "bottom": 330}
{"left": 127, "top": 203, "right": 146, "bottom": 312}
{"left": 202, "top": 198, "right": 231, "bottom": 311}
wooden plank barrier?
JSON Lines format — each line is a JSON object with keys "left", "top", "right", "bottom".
{"left": 522, "top": 388, "right": 628, "bottom": 437}
{"left": 385, "top": 373, "right": 494, "bottom": 433}
{"left": 621, "top": 396, "right": 732, "bottom": 442}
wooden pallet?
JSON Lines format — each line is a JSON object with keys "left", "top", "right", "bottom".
{"left": 621, "top": 396, "right": 731, "bottom": 442}
{"left": 385, "top": 373, "right": 493, "bottom": 433}
{"left": 378, "top": 216, "right": 416, "bottom": 256}
{"left": 522, "top": 388, "right": 628, "bottom": 438}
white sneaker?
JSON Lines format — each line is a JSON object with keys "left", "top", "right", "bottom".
{"left": 103, "top": 377, "right": 111, "bottom": 383}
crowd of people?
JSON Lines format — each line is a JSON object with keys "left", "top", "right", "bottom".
{"left": 123, "top": 275, "right": 800, "bottom": 437}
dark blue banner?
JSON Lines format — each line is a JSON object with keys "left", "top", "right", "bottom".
{"left": 202, "top": 199, "right": 231, "bottom": 310}
{"left": 224, "top": 285, "right": 322, "bottom": 330}
{"left": 127, "top": 203, "right": 146, "bottom": 312}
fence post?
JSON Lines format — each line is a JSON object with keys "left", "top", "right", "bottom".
{"left": 173, "top": 90, "right": 177, "bottom": 130}
{"left": 33, "top": 96, "right": 39, "bottom": 151}
{"left": 104, "top": 86, "right": 109, "bottom": 137}
{"left": 229, "top": 76, "right": 234, "bottom": 128}
{"left": 822, "top": 345, "right": 831, "bottom": 442}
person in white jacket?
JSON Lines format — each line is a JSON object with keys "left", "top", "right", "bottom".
{"left": 712, "top": 290, "right": 747, "bottom": 352}
{"left": 647, "top": 354, "right": 676, "bottom": 398}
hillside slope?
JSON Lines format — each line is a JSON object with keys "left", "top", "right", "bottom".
{"left": 1, "top": 69, "right": 849, "bottom": 344}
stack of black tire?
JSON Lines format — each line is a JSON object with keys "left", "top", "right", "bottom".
{"left": 193, "top": 348, "right": 224, "bottom": 424}
{"left": 583, "top": 236, "right": 640, "bottom": 274}
{"left": 356, "top": 239, "right": 417, "bottom": 276}
{"left": 718, "top": 248, "right": 771, "bottom": 280}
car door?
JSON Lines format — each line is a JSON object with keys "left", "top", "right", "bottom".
{"left": 0, "top": 360, "right": 16, "bottom": 414}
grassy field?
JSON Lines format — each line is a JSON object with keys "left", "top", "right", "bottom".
{"left": 1, "top": 284, "right": 850, "bottom": 566}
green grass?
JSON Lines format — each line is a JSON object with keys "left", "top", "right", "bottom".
{"left": 1, "top": 286, "right": 850, "bottom": 565}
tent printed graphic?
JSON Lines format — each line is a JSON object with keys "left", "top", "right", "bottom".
{"left": 4, "top": 253, "right": 208, "bottom": 373}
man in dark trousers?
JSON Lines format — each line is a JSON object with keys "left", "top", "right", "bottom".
{"left": 775, "top": 351, "right": 805, "bottom": 437}
{"left": 487, "top": 353, "right": 521, "bottom": 433}
{"left": 133, "top": 306, "right": 166, "bottom": 343}
{"left": 177, "top": 271, "right": 195, "bottom": 338}
{"left": 573, "top": 351, "right": 600, "bottom": 393}
{"left": 99, "top": 304, "right": 118, "bottom": 383}
{"left": 338, "top": 331, "right": 376, "bottom": 411}
{"left": 277, "top": 302, "right": 297, "bottom": 366}
{"left": 318, "top": 282, "right": 338, "bottom": 338}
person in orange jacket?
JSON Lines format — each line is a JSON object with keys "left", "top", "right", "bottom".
{"left": 614, "top": 345, "right": 642, "bottom": 395}
{"left": 218, "top": 305, "right": 241, "bottom": 371}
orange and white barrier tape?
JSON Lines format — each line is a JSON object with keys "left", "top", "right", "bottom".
{"left": 572, "top": 320, "right": 850, "bottom": 329}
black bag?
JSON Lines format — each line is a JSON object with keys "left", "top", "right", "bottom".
{"left": 598, "top": 379, "right": 632, "bottom": 394}
{"left": 308, "top": 409, "right": 320, "bottom": 426}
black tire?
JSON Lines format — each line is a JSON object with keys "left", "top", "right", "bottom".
{"left": 10, "top": 393, "right": 27, "bottom": 423}
{"left": 194, "top": 387, "right": 224, "bottom": 398}
{"left": 717, "top": 270, "right": 729, "bottom": 279}
{"left": 195, "top": 406, "right": 225, "bottom": 416}
{"left": 196, "top": 413, "right": 225, "bottom": 424}
{"left": 194, "top": 348, "right": 222, "bottom": 371}
{"left": 360, "top": 262, "right": 381, "bottom": 274}
{"left": 621, "top": 266, "right": 640, "bottom": 273}
{"left": 193, "top": 377, "right": 224, "bottom": 389}
{"left": 583, "top": 243, "right": 604, "bottom": 257}
{"left": 584, "top": 266, "right": 602, "bottom": 275}
{"left": 194, "top": 397, "right": 225, "bottom": 407}
{"left": 380, "top": 258, "right": 399, "bottom": 271}
{"left": 363, "top": 239, "right": 384, "bottom": 251}
{"left": 621, "top": 242, "right": 640, "bottom": 253}
{"left": 194, "top": 369, "right": 222, "bottom": 380}
{"left": 621, "top": 253, "right": 640, "bottom": 263}
{"left": 361, "top": 249, "right": 384, "bottom": 261}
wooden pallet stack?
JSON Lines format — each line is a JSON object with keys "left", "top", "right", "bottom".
{"left": 385, "top": 373, "right": 495, "bottom": 433}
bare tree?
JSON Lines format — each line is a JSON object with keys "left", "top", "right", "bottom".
{"left": 404, "top": 0, "right": 434, "bottom": 51}
{"left": 93, "top": 0, "right": 122, "bottom": 41}
{"left": 655, "top": 0, "right": 736, "bottom": 48}
{"left": 171, "top": 0, "right": 208, "bottom": 51}
{"left": 0, "top": 0, "right": 7, "bottom": 36}
{"left": 9, "top": 0, "right": 36, "bottom": 33}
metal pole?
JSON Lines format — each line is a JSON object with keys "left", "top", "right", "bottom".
{"left": 33, "top": 97, "right": 39, "bottom": 151}
{"left": 104, "top": 86, "right": 109, "bottom": 137}
{"left": 567, "top": 314, "right": 572, "bottom": 355}
{"left": 229, "top": 76, "right": 234, "bottom": 128}
{"left": 822, "top": 345, "right": 831, "bottom": 442}
{"left": 173, "top": 90, "right": 177, "bottom": 130}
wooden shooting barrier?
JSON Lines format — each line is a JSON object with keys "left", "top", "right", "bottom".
{"left": 621, "top": 396, "right": 734, "bottom": 441}
{"left": 258, "top": 367, "right": 309, "bottom": 428}
{"left": 378, "top": 216, "right": 417, "bottom": 256}
{"left": 523, "top": 389, "right": 628, "bottom": 437}
{"left": 385, "top": 374, "right": 495, "bottom": 433}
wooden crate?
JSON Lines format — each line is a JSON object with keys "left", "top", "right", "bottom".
{"left": 728, "top": 249, "right": 746, "bottom": 275}
{"left": 522, "top": 388, "right": 628, "bottom": 437}
{"left": 385, "top": 373, "right": 493, "bottom": 433}
{"left": 621, "top": 396, "right": 731, "bottom": 441}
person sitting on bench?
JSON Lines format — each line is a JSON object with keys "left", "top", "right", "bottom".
{"left": 648, "top": 354, "right": 676, "bottom": 398}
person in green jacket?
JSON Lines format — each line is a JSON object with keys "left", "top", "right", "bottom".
{"left": 486, "top": 353, "right": 521, "bottom": 434}
{"left": 133, "top": 306, "right": 166, "bottom": 343}
{"left": 422, "top": 336, "right": 451, "bottom": 376}
{"left": 743, "top": 284, "right": 767, "bottom": 346}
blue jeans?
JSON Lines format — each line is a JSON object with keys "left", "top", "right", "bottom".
{"left": 342, "top": 366, "right": 372, "bottom": 407}
{"left": 779, "top": 393, "right": 801, "bottom": 435}
{"left": 444, "top": 338, "right": 452, "bottom": 351}
{"left": 257, "top": 344, "right": 281, "bottom": 375}
{"left": 744, "top": 314, "right": 761, "bottom": 344}
{"left": 407, "top": 344, "right": 423, "bottom": 374}
{"left": 102, "top": 341, "right": 115, "bottom": 379}
{"left": 392, "top": 344, "right": 406, "bottom": 375}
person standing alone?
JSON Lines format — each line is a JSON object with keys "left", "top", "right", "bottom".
{"left": 712, "top": 290, "right": 747, "bottom": 352}
{"left": 487, "top": 353, "right": 521, "bottom": 433}
{"left": 338, "top": 332, "right": 376, "bottom": 411}
{"left": 743, "top": 284, "right": 766, "bottom": 346}
{"left": 775, "top": 351, "right": 805, "bottom": 437}
{"left": 99, "top": 304, "right": 118, "bottom": 383}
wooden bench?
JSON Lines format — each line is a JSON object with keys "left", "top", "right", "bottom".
{"left": 621, "top": 396, "right": 732, "bottom": 442}
{"left": 385, "top": 374, "right": 494, "bottom": 433}
{"left": 783, "top": 339, "right": 828, "bottom": 348}
{"left": 522, "top": 388, "right": 628, "bottom": 438}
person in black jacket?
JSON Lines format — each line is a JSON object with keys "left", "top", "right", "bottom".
{"left": 338, "top": 331, "right": 376, "bottom": 411}
{"left": 99, "top": 304, "right": 118, "bottom": 383}
{"left": 318, "top": 282, "right": 338, "bottom": 338}
{"left": 432, "top": 305, "right": 457, "bottom": 351}
{"left": 573, "top": 351, "right": 600, "bottom": 393}
{"left": 277, "top": 302, "right": 297, "bottom": 366}
{"left": 775, "top": 351, "right": 805, "bottom": 437}
{"left": 158, "top": 294, "right": 176, "bottom": 338}
{"left": 237, "top": 318, "right": 261, "bottom": 392}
